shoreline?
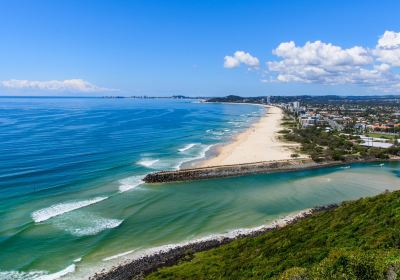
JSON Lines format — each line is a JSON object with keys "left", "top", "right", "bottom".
{"left": 177, "top": 102, "right": 265, "bottom": 169}
{"left": 197, "top": 105, "right": 304, "bottom": 167}
{"left": 91, "top": 159, "right": 400, "bottom": 279}
{"left": 90, "top": 206, "right": 337, "bottom": 280}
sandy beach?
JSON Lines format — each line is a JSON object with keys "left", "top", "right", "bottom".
{"left": 199, "top": 106, "right": 303, "bottom": 167}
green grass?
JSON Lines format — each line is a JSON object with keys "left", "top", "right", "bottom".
{"left": 366, "top": 133, "right": 398, "bottom": 140}
{"left": 146, "top": 191, "right": 400, "bottom": 280}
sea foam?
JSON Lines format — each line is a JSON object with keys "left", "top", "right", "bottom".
{"left": 97, "top": 210, "right": 312, "bottom": 278}
{"left": 136, "top": 159, "right": 160, "bottom": 168}
{"left": 36, "top": 264, "right": 75, "bottom": 280}
{"left": 194, "top": 144, "right": 213, "bottom": 160}
{"left": 62, "top": 218, "right": 123, "bottom": 237}
{"left": 52, "top": 212, "right": 124, "bottom": 237}
{"left": 119, "top": 175, "right": 144, "bottom": 193}
{"left": 102, "top": 250, "right": 136, "bottom": 261}
{"left": 0, "top": 270, "right": 46, "bottom": 280}
{"left": 32, "top": 197, "right": 108, "bottom": 223}
{"left": 175, "top": 144, "right": 213, "bottom": 169}
{"left": 0, "top": 264, "right": 75, "bottom": 280}
{"left": 178, "top": 143, "right": 197, "bottom": 152}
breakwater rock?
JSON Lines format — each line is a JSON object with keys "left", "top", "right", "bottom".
{"left": 144, "top": 158, "right": 400, "bottom": 183}
{"left": 144, "top": 159, "right": 337, "bottom": 183}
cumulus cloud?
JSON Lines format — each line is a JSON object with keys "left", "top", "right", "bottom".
{"left": 224, "top": 51, "right": 260, "bottom": 68}
{"left": 262, "top": 31, "right": 400, "bottom": 92}
{"left": 377, "top": 31, "right": 400, "bottom": 49}
{"left": 374, "top": 30, "right": 400, "bottom": 67}
{"left": 0, "top": 79, "right": 116, "bottom": 93}
{"left": 267, "top": 41, "right": 373, "bottom": 84}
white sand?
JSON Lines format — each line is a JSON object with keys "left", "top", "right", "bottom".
{"left": 199, "top": 106, "right": 304, "bottom": 167}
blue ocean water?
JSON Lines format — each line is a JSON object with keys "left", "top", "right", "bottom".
{"left": 0, "top": 97, "right": 263, "bottom": 278}
{"left": 0, "top": 97, "right": 399, "bottom": 279}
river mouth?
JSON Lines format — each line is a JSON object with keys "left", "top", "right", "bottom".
{"left": 68, "top": 162, "right": 400, "bottom": 279}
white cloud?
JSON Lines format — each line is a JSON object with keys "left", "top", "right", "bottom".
{"left": 0, "top": 79, "right": 116, "bottom": 93}
{"left": 224, "top": 55, "right": 241, "bottom": 68}
{"left": 377, "top": 31, "right": 400, "bottom": 49}
{"left": 374, "top": 31, "right": 400, "bottom": 67}
{"left": 224, "top": 51, "right": 259, "bottom": 68}
{"left": 262, "top": 31, "right": 400, "bottom": 92}
{"left": 267, "top": 40, "right": 373, "bottom": 84}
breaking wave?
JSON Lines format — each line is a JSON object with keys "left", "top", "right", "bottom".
{"left": 136, "top": 159, "right": 160, "bottom": 168}
{"left": 178, "top": 143, "right": 197, "bottom": 152}
{"left": 0, "top": 264, "right": 76, "bottom": 280}
{"left": 52, "top": 212, "right": 124, "bottom": 237}
{"left": 119, "top": 175, "right": 145, "bottom": 193}
{"left": 31, "top": 197, "right": 108, "bottom": 223}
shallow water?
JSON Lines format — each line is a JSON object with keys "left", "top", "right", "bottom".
{"left": 0, "top": 98, "right": 399, "bottom": 279}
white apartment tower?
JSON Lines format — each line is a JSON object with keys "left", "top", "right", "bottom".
{"left": 292, "top": 101, "right": 300, "bottom": 108}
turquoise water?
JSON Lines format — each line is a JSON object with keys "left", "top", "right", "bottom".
{"left": 0, "top": 98, "right": 399, "bottom": 279}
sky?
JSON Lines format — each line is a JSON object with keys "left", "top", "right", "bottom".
{"left": 0, "top": 0, "right": 400, "bottom": 97}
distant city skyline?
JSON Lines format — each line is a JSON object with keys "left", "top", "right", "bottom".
{"left": 0, "top": 0, "right": 400, "bottom": 96}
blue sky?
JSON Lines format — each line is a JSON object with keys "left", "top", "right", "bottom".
{"left": 0, "top": 0, "right": 400, "bottom": 96}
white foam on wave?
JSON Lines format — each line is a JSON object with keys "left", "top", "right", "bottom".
{"left": 136, "top": 159, "right": 160, "bottom": 168}
{"left": 52, "top": 212, "right": 123, "bottom": 237}
{"left": 118, "top": 175, "right": 145, "bottom": 193}
{"left": 178, "top": 143, "right": 197, "bottom": 152}
{"left": 210, "top": 130, "right": 224, "bottom": 136}
{"left": 0, "top": 270, "right": 46, "bottom": 280}
{"left": 0, "top": 264, "right": 75, "bottom": 280}
{"left": 102, "top": 250, "right": 136, "bottom": 261}
{"left": 193, "top": 145, "right": 213, "bottom": 160}
{"left": 176, "top": 144, "right": 213, "bottom": 169}
{"left": 97, "top": 209, "right": 313, "bottom": 277}
{"left": 32, "top": 197, "right": 108, "bottom": 223}
{"left": 65, "top": 218, "right": 123, "bottom": 237}
{"left": 36, "top": 264, "right": 75, "bottom": 280}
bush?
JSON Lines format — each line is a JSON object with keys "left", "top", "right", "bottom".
{"left": 147, "top": 191, "right": 400, "bottom": 280}
{"left": 278, "top": 267, "right": 308, "bottom": 280}
{"left": 282, "top": 125, "right": 394, "bottom": 162}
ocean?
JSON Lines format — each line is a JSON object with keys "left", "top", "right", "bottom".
{"left": 0, "top": 97, "right": 399, "bottom": 279}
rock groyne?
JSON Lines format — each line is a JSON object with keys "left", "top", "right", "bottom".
{"left": 144, "top": 159, "right": 337, "bottom": 183}
{"left": 144, "top": 158, "right": 400, "bottom": 183}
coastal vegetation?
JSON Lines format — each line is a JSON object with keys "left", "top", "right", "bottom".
{"left": 282, "top": 125, "right": 400, "bottom": 162}
{"left": 146, "top": 190, "right": 400, "bottom": 280}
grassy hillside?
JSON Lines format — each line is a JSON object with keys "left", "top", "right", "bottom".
{"left": 146, "top": 190, "right": 400, "bottom": 280}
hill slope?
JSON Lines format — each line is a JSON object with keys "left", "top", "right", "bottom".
{"left": 146, "top": 190, "right": 400, "bottom": 280}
